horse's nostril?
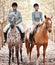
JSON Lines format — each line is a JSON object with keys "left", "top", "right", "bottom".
{"left": 49, "top": 30, "right": 51, "bottom": 33}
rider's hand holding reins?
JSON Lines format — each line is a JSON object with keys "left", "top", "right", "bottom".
{"left": 36, "top": 22, "right": 40, "bottom": 26}
{"left": 16, "top": 21, "right": 21, "bottom": 25}
{"left": 36, "top": 21, "right": 44, "bottom": 27}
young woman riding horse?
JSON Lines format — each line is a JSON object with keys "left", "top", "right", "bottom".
{"left": 25, "top": 15, "right": 52, "bottom": 65}
{"left": 7, "top": 3, "right": 22, "bottom": 65}
{"left": 4, "top": 2, "right": 25, "bottom": 43}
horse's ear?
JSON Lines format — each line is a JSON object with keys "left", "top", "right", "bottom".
{"left": 44, "top": 15, "right": 47, "bottom": 19}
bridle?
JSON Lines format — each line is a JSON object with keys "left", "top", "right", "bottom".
{"left": 44, "top": 20, "right": 52, "bottom": 30}
{"left": 46, "top": 25, "right": 52, "bottom": 30}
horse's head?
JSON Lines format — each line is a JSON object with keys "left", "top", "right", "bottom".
{"left": 44, "top": 15, "right": 52, "bottom": 33}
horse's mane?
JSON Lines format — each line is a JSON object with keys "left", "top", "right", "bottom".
{"left": 38, "top": 21, "right": 45, "bottom": 28}
{"left": 37, "top": 21, "right": 45, "bottom": 33}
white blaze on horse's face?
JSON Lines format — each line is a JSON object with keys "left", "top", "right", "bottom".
{"left": 48, "top": 20, "right": 52, "bottom": 23}
{"left": 46, "top": 18, "right": 52, "bottom": 33}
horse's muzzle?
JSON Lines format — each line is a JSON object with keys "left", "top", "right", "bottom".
{"left": 48, "top": 30, "right": 52, "bottom": 33}
{"left": 10, "top": 24, "right": 14, "bottom": 29}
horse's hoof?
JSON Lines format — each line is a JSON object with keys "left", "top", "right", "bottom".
{"left": 12, "top": 60, "right": 14, "bottom": 62}
{"left": 36, "top": 60, "right": 40, "bottom": 65}
{"left": 27, "top": 60, "right": 30, "bottom": 63}
{"left": 21, "top": 58, "right": 23, "bottom": 62}
{"left": 19, "top": 61, "right": 23, "bottom": 64}
{"left": 12, "top": 58, "right": 14, "bottom": 62}
{"left": 0, "top": 48, "right": 1, "bottom": 50}
{"left": 18, "top": 63, "right": 19, "bottom": 65}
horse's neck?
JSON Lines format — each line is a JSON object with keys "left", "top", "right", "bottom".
{"left": 10, "top": 28, "right": 16, "bottom": 34}
{"left": 39, "top": 23, "right": 48, "bottom": 35}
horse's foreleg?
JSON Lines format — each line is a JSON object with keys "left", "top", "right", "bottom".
{"left": 20, "top": 47, "right": 23, "bottom": 62}
{"left": 36, "top": 45, "right": 40, "bottom": 65}
{"left": 16, "top": 46, "right": 19, "bottom": 65}
{"left": 43, "top": 45, "right": 47, "bottom": 65}
{"left": 12, "top": 47, "right": 14, "bottom": 62}
{"left": 9, "top": 48, "right": 11, "bottom": 65}
{"left": 19, "top": 42, "right": 23, "bottom": 62}
{"left": 25, "top": 39, "right": 30, "bottom": 55}
{"left": 37, "top": 45, "right": 40, "bottom": 59}
{"left": 4, "top": 32, "right": 7, "bottom": 43}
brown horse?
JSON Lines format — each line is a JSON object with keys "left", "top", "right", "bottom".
{"left": 25, "top": 15, "right": 52, "bottom": 65}
{"left": 7, "top": 24, "right": 23, "bottom": 65}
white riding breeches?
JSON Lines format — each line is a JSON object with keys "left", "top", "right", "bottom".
{"left": 3, "top": 23, "right": 24, "bottom": 33}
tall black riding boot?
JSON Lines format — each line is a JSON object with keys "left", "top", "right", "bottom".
{"left": 16, "top": 26, "right": 25, "bottom": 43}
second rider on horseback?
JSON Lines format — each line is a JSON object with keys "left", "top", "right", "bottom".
{"left": 29, "top": 3, "right": 43, "bottom": 43}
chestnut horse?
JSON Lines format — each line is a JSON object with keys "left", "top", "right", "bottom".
{"left": 25, "top": 15, "right": 52, "bottom": 65}
{"left": 7, "top": 24, "right": 23, "bottom": 65}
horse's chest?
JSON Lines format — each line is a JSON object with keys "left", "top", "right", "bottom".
{"left": 11, "top": 34, "right": 17, "bottom": 41}
{"left": 34, "top": 33, "right": 48, "bottom": 44}
{"left": 11, "top": 34, "right": 17, "bottom": 40}
{"left": 8, "top": 31, "right": 20, "bottom": 43}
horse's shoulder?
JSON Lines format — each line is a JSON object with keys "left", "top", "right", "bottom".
{"left": 8, "top": 28, "right": 11, "bottom": 34}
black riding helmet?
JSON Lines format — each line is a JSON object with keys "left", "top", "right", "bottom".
{"left": 12, "top": 2, "right": 18, "bottom": 7}
{"left": 33, "top": 3, "right": 39, "bottom": 8}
